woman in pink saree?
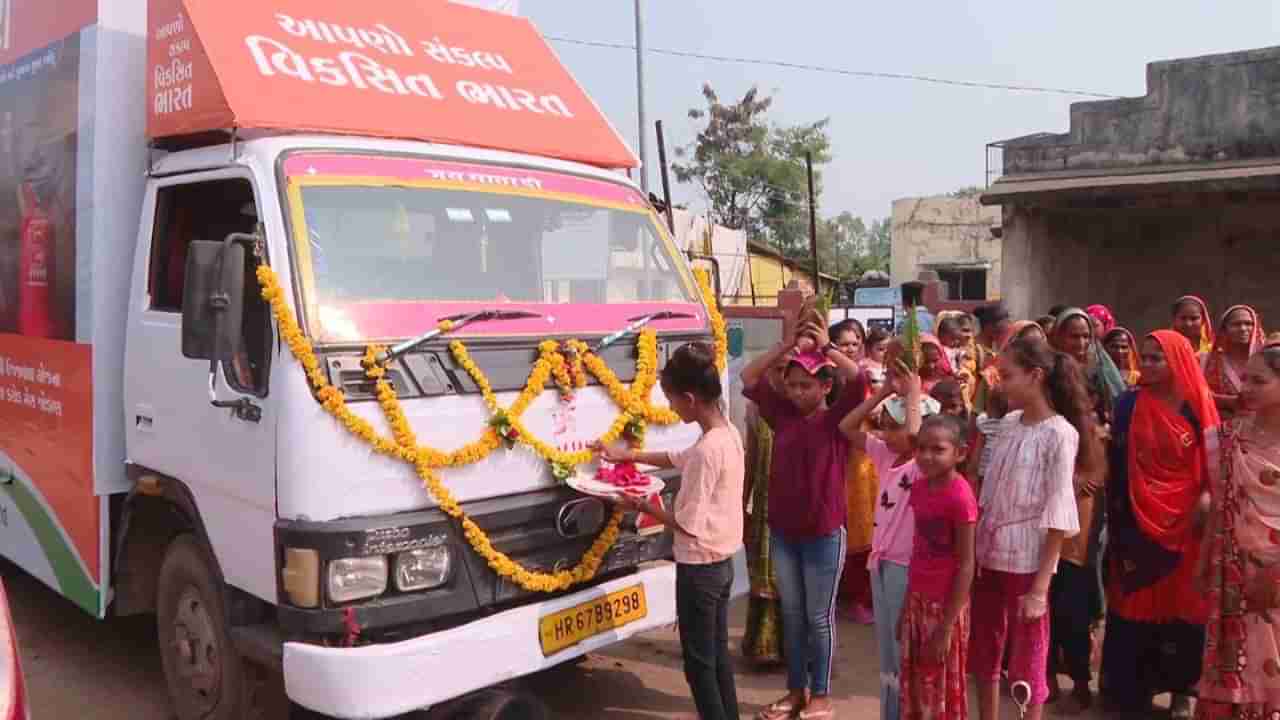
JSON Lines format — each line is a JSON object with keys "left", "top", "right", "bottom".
{"left": 1197, "top": 344, "right": 1280, "bottom": 719}
{"left": 1202, "top": 305, "right": 1265, "bottom": 420}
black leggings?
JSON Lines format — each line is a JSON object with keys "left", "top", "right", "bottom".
{"left": 1048, "top": 561, "right": 1099, "bottom": 688}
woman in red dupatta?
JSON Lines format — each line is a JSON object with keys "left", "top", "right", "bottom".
{"left": 1197, "top": 346, "right": 1280, "bottom": 719}
{"left": 919, "top": 333, "right": 954, "bottom": 395}
{"left": 1202, "top": 305, "right": 1265, "bottom": 420}
{"left": 1102, "top": 330, "right": 1220, "bottom": 718}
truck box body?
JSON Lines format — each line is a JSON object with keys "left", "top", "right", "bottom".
{"left": 0, "top": 0, "right": 146, "bottom": 617}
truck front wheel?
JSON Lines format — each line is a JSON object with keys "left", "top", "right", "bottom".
{"left": 157, "top": 533, "right": 252, "bottom": 720}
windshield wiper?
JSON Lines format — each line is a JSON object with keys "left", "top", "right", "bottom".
{"left": 378, "top": 309, "right": 543, "bottom": 364}
{"left": 594, "top": 311, "right": 696, "bottom": 353}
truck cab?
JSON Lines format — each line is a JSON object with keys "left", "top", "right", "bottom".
{"left": 114, "top": 134, "right": 713, "bottom": 718}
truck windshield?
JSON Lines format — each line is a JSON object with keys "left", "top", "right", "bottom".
{"left": 282, "top": 154, "right": 703, "bottom": 342}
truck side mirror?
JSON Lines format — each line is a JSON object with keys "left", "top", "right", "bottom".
{"left": 181, "top": 239, "right": 245, "bottom": 363}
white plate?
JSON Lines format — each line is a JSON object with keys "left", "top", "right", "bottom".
{"left": 567, "top": 472, "right": 665, "bottom": 500}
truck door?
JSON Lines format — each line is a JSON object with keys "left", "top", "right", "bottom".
{"left": 124, "top": 172, "right": 279, "bottom": 602}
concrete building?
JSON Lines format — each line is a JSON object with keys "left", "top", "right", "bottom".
{"left": 983, "top": 46, "right": 1280, "bottom": 334}
{"left": 890, "top": 197, "right": 1002, "bottom": 301}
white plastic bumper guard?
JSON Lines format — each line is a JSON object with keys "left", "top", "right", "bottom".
{"left": 283, "top": 562, "right": 677, "bottom": 719}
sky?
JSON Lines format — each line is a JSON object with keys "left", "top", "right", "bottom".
{"left": 517, "top": 1, "right": 1280, "bottom": 222}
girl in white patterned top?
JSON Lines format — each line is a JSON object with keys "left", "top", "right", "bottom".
{"left": 968, "top": 337, "right": 1092, "bottom": 720}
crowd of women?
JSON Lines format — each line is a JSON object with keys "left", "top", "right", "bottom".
{"left": 737, "top": 294, "right": 1280, "bottom": 720}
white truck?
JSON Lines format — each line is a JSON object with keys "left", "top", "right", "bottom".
{"left": 0, "top": 1, "right": 720, "bottom": 717}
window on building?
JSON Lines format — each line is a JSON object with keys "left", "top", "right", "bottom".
{"left": 937, "top": 268, "right": 988, "bottom": 301}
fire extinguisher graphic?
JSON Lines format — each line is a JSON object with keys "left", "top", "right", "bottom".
{"left": 17, "top": 181, "right": 54, "bottom": 338}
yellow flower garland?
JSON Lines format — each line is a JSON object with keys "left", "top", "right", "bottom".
{"left": 256, "top": 263, "right": 729, "bottom": 593}
{"left": 260, "top": 266, "right": 620, "bottom": 592}
{"left": 694, "top": 268, "right": 728, "bottom": 372}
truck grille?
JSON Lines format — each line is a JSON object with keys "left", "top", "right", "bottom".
{"left": 459, "top": 481, "right": 678, "bottom": 606}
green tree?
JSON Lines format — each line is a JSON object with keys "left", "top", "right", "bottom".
{"left": 672, "top": 84, "right": 830, "bottom": 257}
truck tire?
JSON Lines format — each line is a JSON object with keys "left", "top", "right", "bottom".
{"left": 157, "top": 533, "right": 253, "bottom": 720}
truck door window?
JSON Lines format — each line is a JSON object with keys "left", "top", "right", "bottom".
{"left": 149, "top": 179, "right": 272, "bottom": 395}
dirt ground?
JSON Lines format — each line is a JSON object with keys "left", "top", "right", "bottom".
{"left": 5, "top": 558, "right": 1133, "bottom": 719}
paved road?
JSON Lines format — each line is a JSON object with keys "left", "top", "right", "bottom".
{"left": 5, "top": 557, "right": 1122, "bottom": 719}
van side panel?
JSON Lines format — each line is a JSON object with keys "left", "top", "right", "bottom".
{"left": 0, "top": 2, "right": 115, "bottom": 617}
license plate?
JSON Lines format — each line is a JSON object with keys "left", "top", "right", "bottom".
{"left": 538, "top": 584, "right": 647, "bottom": 656}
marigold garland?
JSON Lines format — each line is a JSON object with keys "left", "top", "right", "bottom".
{"left": 694, "top": 268, "right": 728, "bottom": 372}
{"left": 259, "top": 265, "right": 621, "bottom": 593}
{"left": 255, "top": 262, "right": 728, "bottom": 593}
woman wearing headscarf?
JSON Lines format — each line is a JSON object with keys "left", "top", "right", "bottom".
{"left": 1053, "top": 308, "right": 1129, "bottom": 406}
{"left": 1086, "top": 304, "right": 1117, "bottom": 341}
{"left": 1101, "top": 331, "right": 1219, "bottom": 719}
{"left": 1104, "top": 327, "right": 1141, "bottom": 388}
{"left": 830, "top": 319, "right": 877, "bottom": 625}
{"left": 1047, "top": 309, "right": 1122, "bottom": 711}
{"left": 919, "top": 333, "right": 955, "bottom": 396}
{"left": 1172, "top": 295, "right": 1215, "bottom": 355}
{"left": 1201, "top": 305, "right": 1265, "bottom": 420}
{"left": 1195, "top": 343, "right": 1280, "bottom": 719}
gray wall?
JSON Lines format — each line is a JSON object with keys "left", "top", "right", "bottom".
{"left": 1001, "top": 200, "right": 1280, "bottom": 335}
{"left": 1000, "top": 46, "right": 1280, "bottom": 175}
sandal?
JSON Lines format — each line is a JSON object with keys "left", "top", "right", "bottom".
{"left": 757, "top": 696, "right": 804, "bottom": 720}
{"left": 797, "top": 708, "right": 834, "bottom": 720}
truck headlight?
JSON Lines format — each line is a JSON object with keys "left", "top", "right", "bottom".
{"left": 394, "top": 547, "right": 452, "bottom": 591}
{"left": 327, "top": 556, "right": 387, "bottom": 603}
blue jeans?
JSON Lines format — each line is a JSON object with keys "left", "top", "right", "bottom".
{"left": 870, "top": 560, "right": 908, "bottom": 720}
{"left": 771, "top": 527, "right": 846, "bottom": 696}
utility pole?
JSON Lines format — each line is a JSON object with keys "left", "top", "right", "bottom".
{"left": 634, "top": 0, "right": 649, "bottom": 192}
{"left": 806, "top": 152, "right": 818, "bottom": 290}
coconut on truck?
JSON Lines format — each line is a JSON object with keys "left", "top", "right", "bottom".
{"left": 0, "top": 1, "right": 728, "bottom": 717}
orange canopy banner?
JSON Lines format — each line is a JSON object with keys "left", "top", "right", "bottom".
{"left": 147, "top": 0, "right": 638, "bottom": 169}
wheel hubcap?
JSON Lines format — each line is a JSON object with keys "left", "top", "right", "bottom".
{"left": 171, "top": 585, "right": 222, "bottom": 712}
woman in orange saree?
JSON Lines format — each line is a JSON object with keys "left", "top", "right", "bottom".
{"left": 1197, "top": 346, "right": 1280, "bottom": 719}
{"left": 831, "top": 319, "right": 876, "bottom": 624}
{"left": 1102, "top": 330, "right": 1220, "bottom": 718}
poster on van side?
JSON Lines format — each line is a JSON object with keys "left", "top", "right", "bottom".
{"left": 0, "top": 13, "right": 99, "bottom": 617}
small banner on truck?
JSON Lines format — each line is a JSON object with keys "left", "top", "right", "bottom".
{"left": 147, "top": 0, "right": 639, "bottom": 169}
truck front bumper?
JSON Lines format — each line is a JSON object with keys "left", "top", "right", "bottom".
{"left": 282, "top": 562, "right": 676, "bottom": 719}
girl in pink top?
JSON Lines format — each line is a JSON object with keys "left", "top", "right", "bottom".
{"left": 604, "top": 342, "right": 744, "bottom": 720}
{"left": 898, "top": 414, "right": 978, "bottom": 720}
{"left": 838, "top": 364, "right": 939, "bottom": 720}
{"left": 970, "top": 338, "right": 1090, "bottom": 720}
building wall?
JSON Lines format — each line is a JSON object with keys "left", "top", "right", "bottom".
{"left": 1000, "top": 46, "right": 1280, "bottom": 176}
{"left": 890, "top": 197, "right": 1002, "bottom": 298}
{"left": 732, "top": 253, "right": 834, "bottom": 306}
{"left": 1000, "top": 198, "right": 1280, "bottom": 334}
